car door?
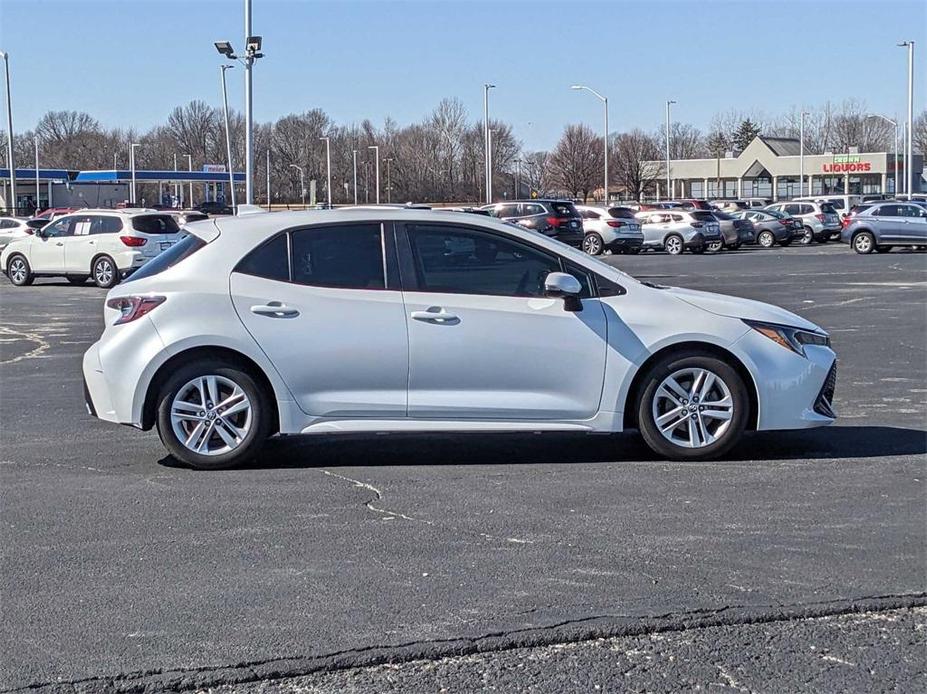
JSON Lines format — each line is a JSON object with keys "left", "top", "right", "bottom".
{"left": 30, "top": 216, "right": 74, "bottom": 271}
{"left": 399, "top": 222, "right": 608, "bottom": 420}
{"left": 641, "top": 213, "right": 668, "bottom": 246}
{"left": 230, "top": 223, "right": 409, "bottom": 417}
{"left": 871, "top": 204, "right": 903, "bottom": 243}
{"left": 62, "top": 215, "right": 96, "bottom": 272}
{"left": 898, "top": 204, "right": 927, "bottom": 243}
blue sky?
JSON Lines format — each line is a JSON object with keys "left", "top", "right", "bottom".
{"left": 1, "top": 0, "right": 924, "bottom": 151}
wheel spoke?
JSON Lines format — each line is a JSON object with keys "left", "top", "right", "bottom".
{"left": 172, "top": 400, "right": 202, "bottom": 414}
{"left": 221, "top": 399, "right": 250, "bottom": 418}
{"left": 195, "top": 422, "right": 215, "bottom": 452}
{"left": 656, "top": 406, "right": 685, "bottom": 429}
{"left": 213, "top": 419, "right": 239, "bottom": 448}
{"left": 184, "top": 421, "right": 206, "bottom": 448}
{"left": 698, "top": 372, "right": 716, "bottom": 400}
{"left": 216, "top": 388, "right": 244, "bottom": 410}
{"left": 173, "top": 411, "right": 205, "bottom": 422}
{"left": 689, "top": 370, "right": 706, "bottom": 398}
{"left": 205, "top": 376, "right": 219, "bottom": 407}
{"left": 663, "top": 377, "right": 689, "bottom": 402}
{"left": 700, "top": 408, "right": 732, "bottom": 421}
{"left": 687, "top": 416, "right": 700, "bottom": 447}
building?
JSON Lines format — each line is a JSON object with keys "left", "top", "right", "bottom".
{"left": 1, "top": 168, "right": 245, "bottom": 215}
{"left": 647, "top": 135, "right": 923, "bottom": 201}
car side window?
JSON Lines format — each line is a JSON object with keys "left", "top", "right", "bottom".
{"left": 90, "top": 216, "right": 123, "bottom": 235}
{"left": 898, "top": 205, "right": 922, "bottom": 218}
{"left": 406, "top": 224, "right": 560, "bottom": 298}
{"left": 43, "top": 217, "right": 75, "bottom": 238}
{"left": 291, "top": 224, "right": 384, "bottom": 290}
{"left": 235, "top": 233, "right": 290, "bottom": 282}
{"left": 495, "top": 203, "right": 519, "bottom": 218}
{"left": 877, "top": 205, "right": 900, "bottom": 217}
{"left": 523, "top": 203, "right": 545, "bottom": 216}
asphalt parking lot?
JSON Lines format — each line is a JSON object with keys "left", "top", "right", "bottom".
{"left": 1, "top": 243, "right": 925, "bottom": 692}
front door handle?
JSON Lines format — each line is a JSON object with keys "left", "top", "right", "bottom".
{"left": 55, "top": 242, "right": 64, "bottom": 246}
{"left": 251, "top": 301, "right": 299, "bottom": 318}
{"left": 411, "top": 308, "right": 460, "bottom": 325}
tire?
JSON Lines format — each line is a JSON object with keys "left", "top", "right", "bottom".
{"left": 757, "top": 230, "right": 775, "bottom": 248}
{"left": 853, "top": 232, "right": 875, "bottom": 254}
{"left": 583, "top": 232, "right": 604, "bottom": 256}
{"left": 6, "top": 254, "right": 34, "bottom": 286}
{"left": 636, "top": 351, "right": 749, "bottom": 461}
{"left": 875, "top": 245, "right": 893, "bottom": 253}
{"left": 92, "top": 255, "right": 119, "bottom": 288}
{"left": 707, "top": 241, "right": 723, "bottom": 252}
{"left": 155, "top": 360, "right": 272, "bottom": 470}
{"left": 664, "top": 235, "right": 684, "bottom": 255}
{"left": 799, "top": 226, "right": 814, "bottom": 245}
{"left": 67, "top": 275, "right": 88, "bottom": 285}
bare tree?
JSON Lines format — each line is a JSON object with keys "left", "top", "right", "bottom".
{"left": 914, "top": 110, "right": 927, "bottom": 155}
{"left": 656, "top": 122, "right": 706, "bottom": 159}
{"left": 521, "top": 150, "right": 550, "bottom": 197}
{"left": 549, "top": 124, "right": 602, "bottom": 202}
{"left": 613, "top": 129, "right": 662, "bottom": 201}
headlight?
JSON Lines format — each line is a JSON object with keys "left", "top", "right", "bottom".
{"left": 743, "top": 319, "right": 830, "bottom": 357}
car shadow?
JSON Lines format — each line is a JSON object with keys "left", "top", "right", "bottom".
{"left": 159, "top": 425, "right": 926, "bottom": 470}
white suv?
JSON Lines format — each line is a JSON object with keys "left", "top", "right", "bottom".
{"left": 1, "top": 209, "right": 186, "bottom": 288}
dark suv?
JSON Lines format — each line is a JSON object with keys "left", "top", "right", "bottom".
{"left": 480, "top": 200, "right": 584, "bottom": 246}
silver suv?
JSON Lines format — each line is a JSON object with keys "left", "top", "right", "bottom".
{"left": 635, "top": 209, "right": 723, "bottom": 255}
{"left": 765, "top": 201, "right": 841, "bottom": 244}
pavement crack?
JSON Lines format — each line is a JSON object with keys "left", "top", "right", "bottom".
{"left": 319, "top": 469, "right": 432, "bottom": 524}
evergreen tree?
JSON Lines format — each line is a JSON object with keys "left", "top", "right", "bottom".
{"left": 732, "top": 119, "right": 761, "bottom": 151}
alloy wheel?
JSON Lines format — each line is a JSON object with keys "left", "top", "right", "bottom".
{"left": 9, "top": 258, "right": 27, "bottom": 284}
{"left": 854, "top": 233, "right": 873, "bottom": 254}
{"left": 665, "top": 236, "right": 683, "bottom": 255}
{"left": 170, "top": 375, "right": 253, "bottom": 456}
{"left": 651, "top": 367, "right": 734, "bottom": 449}
{"left": 800, "top": 227, "right": 814, "bottom": 245}
{"left": 583, "top": 234, "right": 603, "bottom": 255}
{"left": 758, "top": 231, "right": 774, "bottom": 248}
{"left": 94, "top": 259, "right": 114, "bottom": 286}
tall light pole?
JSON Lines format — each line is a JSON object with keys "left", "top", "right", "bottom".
{"left": 352, "top": 149, "right": 358, "bottom": 205}
{"left": 898, "top": 41, "right": 915, "bottom": 198}
{"left": 798, "top": 111, "right": 804, "bottom": 196}
{"left": 0, "top": 51, "right": 15, "bottom": 214}
{"left": 320, "top": 136, "right": 331, "bottom": 207}
{"left": 266, "top": 148, "right": 271, "bottom": 207}
{"left": 385, "top": 157, "right": 393, "bottom": 203}
{"left": 129, "top": 143, "right": 141, "bottom": 204}
{"left": 289, "top": 164, "right": 305, "bottom": 206}
{"left": 514, "top": 158, "right": 521, "bottom": 198}
{"left": 33, "top": 135, "right": 39, "bottom": 212}
{"left": 571, "top": 85, "right": 609, "bottom": 204}
{"left": 867, "top": 114, "right": 899, "bottom": 195}
{"left": 219, "top": 64, "right": 237, "bottom": 210}
{"left": 665, "top": 100, "right": 676, "bottom": 200}
{"left": 173, "top": 153, "right": 179, "bottom": 207}
{"left": 483, "top": 83, "right": 495, "bottom": 204}
{"left": 186, "top": 154, "right": 193, "bottom": 207}
{"left": 368, "top": 145, "right": 380, "bottom": 204}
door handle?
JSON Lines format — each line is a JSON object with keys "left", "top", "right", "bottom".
{"left": 250, "top": 301, "right": 299, "bottom": 318}
{"left": 55, "top": 242, "right": 64, "bottom": 246}
{"left": 411, "top": 308, "right": 460, "bottom": 325}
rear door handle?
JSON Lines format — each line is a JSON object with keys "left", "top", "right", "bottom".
{"left": 251, "top": 301, "right": 299, "bottom": 318}
{"left": 411, "top": 309, "right": 460, "bottom": 325}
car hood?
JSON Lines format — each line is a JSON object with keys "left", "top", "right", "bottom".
{"left": 665, "top": 286, "right": 822, "bottom": 332}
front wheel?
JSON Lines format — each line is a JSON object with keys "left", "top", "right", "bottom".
{"left": 156, "top": 361, "right": 272, "bottom": 470}
{"left": 6, "top": 255, "right": 34, "bottom": 286}
{"left": 636, "top": 352, "right": 749, "bottom": 460}
{"left": 707, "top": 241, "right": 723, "bottom": 252}
{"left": 853, "top": 232, "right": 875, "bottom": 254}
{"left": 582, "top": 232, "right": 604, "bottom": 256}
{"left": 92, "top": 255, "right": 119, "bottom": 288}
{"left": 757, "top": 230, "right": 775, "bottom": 248}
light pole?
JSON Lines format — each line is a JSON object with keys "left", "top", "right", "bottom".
{"left": 129, "top": 143, "right": 141, "bottom": 204}
{"left": 320, "top": 136, "right": 331, "bottom": 207}
{"left": 266, "top": 148, "right": 271, "bottom": 207}
{"left": 219, "top": 64, "right": 237, "bottom": 210}
{"left": 34, "top": 135, "right": 39, "bottom": 212}
{"left": 572, "top": 85, "right": 609, "bottom": 204}
{"left": 665, "top": 100, "right": 676, "bottom": 200}
{"left": 0, "top": 51, "right": 15, "bottom": 214}
{"left": 289, "top": 164, "right": 305, "bottom": 206}
{"left": 368, "top": 145, "right": 380, "bottom": 204}
{"left": 514, "top": 158, "right": 521, "bottom": 198}
{"left": 214, "top": 6, "right": 263, "bottom": 205}
{"left": 798, "top": 111, "right": 804, "bottom": 196}
{"left": 898, "top": 41, "right": 915, "bottom": 198}
{"left": 385, "top": 157, "right": 393, "bottom": 203}
{"left": 867, "top": 114, "right": 899, "bottom": 195}
{"left": 352, "top": 149, "right": 358, "bottom": 205}
{"left": 186, "top": 154, "right": 193, "bottom": 207}
{"left": 483, "top": 83, "right": 495, "bottom": 203}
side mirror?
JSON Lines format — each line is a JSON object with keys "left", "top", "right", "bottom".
{"left": 544, "top": 272, "right": 583, "bottom": 312}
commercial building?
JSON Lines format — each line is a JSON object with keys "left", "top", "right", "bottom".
{"left": 648, "top": 135, "right": 923, "bottom": 201}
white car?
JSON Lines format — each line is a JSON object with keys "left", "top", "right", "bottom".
{"left": 0, "top": 217, "right": 33, "bottom": 250}
{"left": 575, "top": 205, "right": 644, "bottom": 255}
{"left": 1, "top": 209, "right": 186, "bottom": 288}
{"left": 82, "top": 209, "right": 837, "bottom": 469}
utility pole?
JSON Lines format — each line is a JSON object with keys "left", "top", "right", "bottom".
{"left": 220, "top": 64, "right": 237, "bottom": 209}
{"left": 266, "top": 149, "right": 271, "bottom": 207}
{"left": 799, "top": 110, "right": 808, "bottom": 196}
{"left": 34, "top": 135, "right": 39, "bottom": 212}
{"left": 320, "top": 136, "right": 331, "bottom": 207}
{"left": 186, "top": 154, "right": 193, "bottom": 207}
{"left": 368, "top": 145, "right": 380, "bottom": 204}
{"left": 385, "top": 157, "right": 393, "bottom": 203}
{"left": 352, "top": 149, "right": 358, "bottom": 205}
{"left": 0, "top": 52, "right": 16, "bottom": 214}
{"left": 483, "top": 83, "right": 495, "bottom": 204}
{"left": 665, "top": 100, "right": 676, "bottom": 200}
{"left": 571, "top": 85, "right": 608, "bottom": 204}
{"left": 898, "top": 40, "right": 915, "bottom": 197}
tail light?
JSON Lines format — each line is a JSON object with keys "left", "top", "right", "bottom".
{"left": 815, "top": 213, "right": 825, "bottom": 222}
{"left": 779, "top": 220, "right": 790, "bottom": 226}
{"left": 606, "top": 220, "right": 626, "bottom": 228}
{"left": 106, "top": 295, "right": 165, "bottom": 325}
{"left": 545, "top": 216, "right": 561, "bottom": 227}
{"left": 841, "top": 216, "right": 851, "bottom": 228}
{"left": 690, "top": 221, "right": 704, "bottom": 228}
{"left": 120, "top": 235, "right": 147, "bottom": 247}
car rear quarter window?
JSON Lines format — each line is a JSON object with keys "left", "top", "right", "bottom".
{"left": 523, "top": 203, "right": 546, "bottom": 216}
{"left": 90, "top": 216, "right": 123, "bottom": 235}
{"left": 132, "top": 215, "right": 181, "bottom": 234}
{"left": 122, "top": 234, "right": 206, "bottom": 284}
{"left": 876, "top": 204, "right": 902, "bottom": 216}
{"left": 819, "top": 203, "right": 837, "bottom": 214}
{"left": 691, "top": 211, "right": 715, "bottom": 222}
{"left": 291, "top": 224, "right": 384, "bottom": 290}
{"left": 607, "top": 207, "right": 636, "bottom": 219}
{"left": 234, "top": 233, "right": 290, "bottom": 282}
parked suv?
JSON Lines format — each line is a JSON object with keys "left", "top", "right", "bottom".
{"left": 841, "top": 201, "right": 927, "bottom": 253}
{"left": 674, "top": 199, "right": 713, "bottom": 211}
{"left": 635, "top": 209, "right": 723, "bottom": 255}
{"left": 480, "top": 200, "right": 584, "bottom": 247}
{"left": 575, "top": 205, "right": 644, "bottom": 255}
{"left": 765, "top": 201, "right": 841, "bottom": 244}
{"left": 1, "top": 209, "right": 186, "bottom": 288}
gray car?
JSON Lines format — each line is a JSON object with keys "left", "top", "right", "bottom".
{"left": 635, "top": 209, "right": 722, "bottom": 255}
{"left": 730, "top": 209, "right": 804, "bottom": 248}
{"left": 841, "top": 201, "right": 927, "bottom": 253}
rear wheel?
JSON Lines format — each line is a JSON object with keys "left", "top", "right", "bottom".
{"left": 92, "top": 255, "right": 119, "bottom": 288}
{"left": 636, "top": 351, "right": 749, "bottom": 461}
{"left": 707, "top": 241, "right": 723, "bottom": 252}
{"left": 582, "top": 232, "right": 604, "bottom": 255}
{"left": 6, "top": 255, "right": 34, "bottom": 286}
{"left": 853, "top": 232, "right": 875, "bottom": 254}
{"left": 156, "top": 361, "right": 272, "bottom": 470}
{"left": 757, "top": 230, "right": 775, "bottom": 248}
{"left": 664, "top": 234, "right": 684, "bottom": 255}
{"left": 799, "top": 226, "right": 814, "bottom": 245}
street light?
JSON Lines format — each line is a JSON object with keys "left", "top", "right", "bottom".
{"left": 385, "top": 157, "right": 393, "bottom": 203}
{"left": 289, "top": 164, "right": 305, "bottom": 206}
{"left": 0, "top": 51, "right": 15, "bottom": 214}
{"left": 129, "top": 143, "right": 141, "bottom": 205}
{"left": 483, "top": 83, "right": 495, "bottom": 203}
{"left": 215, "top": 0, "right": 264, "bottom": 205}
{"left": 368, "top": 145, "right": 380, "bottom": 204}
{"left": 186, "top": 154, "right": 193, "bottom": 207}
{"left": 34, "top": 135, "right": 39, "bottom": 212}
{"left": 352, "top": 149, "right": 358, "bottom": 205}
{"left": 799, "top": 110, "right": 809, "bottom": 196}
{"left": 219, "top": 64, "right": 237, "bottom": 210}
{"left": 898, "top": 41, "right": 915, "bottom": 198}
{"left": 867, "top": 114, "right": 900, "bottom": 195}
{"left": 320, "top": 136, "right": 331, "bottom": 207}
{"left": 572, "top": 85, "right": 609, "bottom": 205}
{"left": 665, "top": 100, "right": 676, "bottom": 200}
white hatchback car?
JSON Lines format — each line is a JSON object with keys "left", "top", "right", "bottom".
{"left": 82, "top": 209, "right": 837, "bottom": 469}
{"left": 1, "top": 209, "right": 185, "bottom": 288}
